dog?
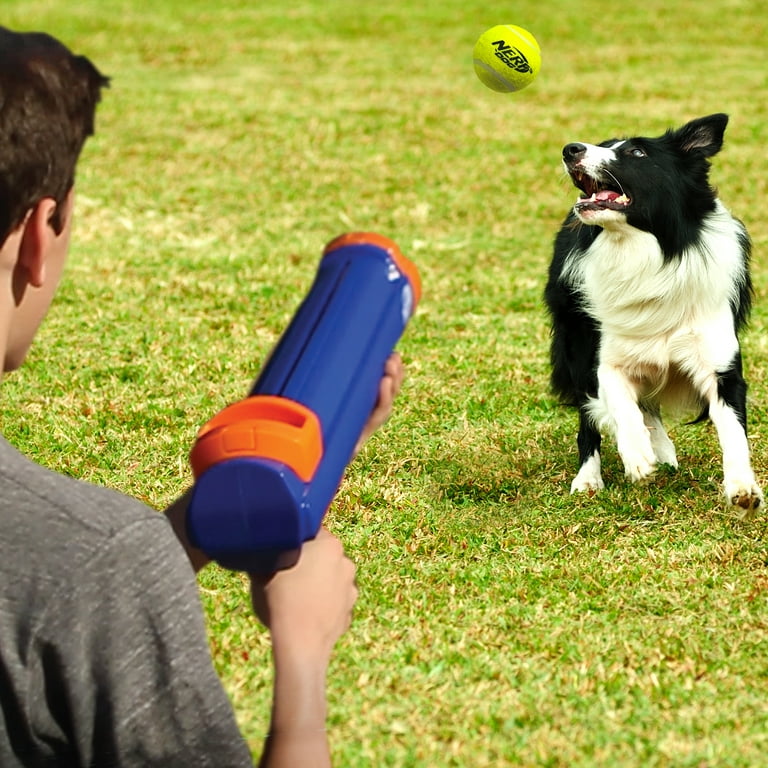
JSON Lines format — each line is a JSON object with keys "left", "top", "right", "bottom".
{"left": 544, "top": 113, "right": 762, "bottom": 512}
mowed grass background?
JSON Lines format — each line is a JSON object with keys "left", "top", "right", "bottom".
{"left": 2, "top": 0, "right": 767, "bottom": 765}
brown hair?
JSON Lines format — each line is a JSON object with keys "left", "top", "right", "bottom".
{"left": 0, "top": 28, "right": 109, "bottom": 243}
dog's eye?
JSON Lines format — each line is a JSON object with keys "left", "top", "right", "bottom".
{"left": 629, "top": 147, "right": 647, "bottom": 158}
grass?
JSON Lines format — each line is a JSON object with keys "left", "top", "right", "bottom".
{"left": 2, "top": 0, "right": 768, "bottom": 765}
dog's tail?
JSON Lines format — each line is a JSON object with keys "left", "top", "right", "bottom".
{"left": 686, "top": 406, "right": 709, "bottom": 426}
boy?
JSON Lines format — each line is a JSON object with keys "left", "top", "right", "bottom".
{"left": 0, "top": 27, "right": 402, "bottom": 767}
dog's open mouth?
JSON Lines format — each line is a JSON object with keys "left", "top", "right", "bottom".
{"left": 570, "top": 170, "right": 631, "bottom": 211}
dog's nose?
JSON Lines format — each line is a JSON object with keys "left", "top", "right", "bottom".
{"left": 563, "top": 143, "right": 587, "bottom": 161}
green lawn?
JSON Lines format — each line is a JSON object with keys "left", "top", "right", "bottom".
{"left": 2, "top": 1, "right": 767, "bottom": 765}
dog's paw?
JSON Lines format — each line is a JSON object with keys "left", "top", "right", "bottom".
{"left": 570, "top": 475, "right": 605, "bottom": 494}
{"left": 623, "top": 455, "right": 657, "bottom": 484}
{"left": 650, "top": 437, "right": 678, "bottom": 468}
{"left": 645, "top": 419, "right": 678, "bottom": 468}
{"left": 724, "top": 480, "right": 763, "bottom": 517}
{"left": 570, "top": 455, "right": 604, "bottom": 494}
{"left": 617, "top": 431, "right": 657, "bottom": 484}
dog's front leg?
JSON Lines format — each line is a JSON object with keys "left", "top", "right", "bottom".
{"left": 593, "top": 363, "right": 657, "bottom": 483}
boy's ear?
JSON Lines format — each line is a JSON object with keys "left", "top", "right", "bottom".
{"left": 17, "top": 198, "right": 59, "bottom": 288}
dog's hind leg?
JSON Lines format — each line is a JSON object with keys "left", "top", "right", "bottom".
{"left": 570, "top": 406, "right": 604, "bottom": 493}
{"left": 642, "top": 407, "right": 678, "bottom": 468}
{"left": 707, "top": 357, "right": 762, "bottom": 513}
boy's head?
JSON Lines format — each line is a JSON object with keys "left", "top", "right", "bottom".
{"left": 0, "top": 27, "right": 109, "bottom": 245}
{"left": 0, "top": 28, "right": 109, "bottom": 371}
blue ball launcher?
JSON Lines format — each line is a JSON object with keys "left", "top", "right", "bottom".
{"left": 187, "top": 232, "right": 421, "bottom": 572}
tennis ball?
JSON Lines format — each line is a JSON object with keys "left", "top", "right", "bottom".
{"left": 472, "top": 24, "right": 541, "bottom": 93}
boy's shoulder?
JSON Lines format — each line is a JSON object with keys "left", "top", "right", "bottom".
{"left": 0, "top": 434, "right": 175, "bottom": 568}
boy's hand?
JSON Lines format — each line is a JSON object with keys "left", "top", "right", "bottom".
{"left": 250, "top": 527, "right": 358, "bottom": 666}
{"left": 354, "top": 352, "right": 404, "bottom": 455}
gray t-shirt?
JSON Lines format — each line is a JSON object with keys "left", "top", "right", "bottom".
{"left": 0, "top": 436, "right": 254, "bottom": 767}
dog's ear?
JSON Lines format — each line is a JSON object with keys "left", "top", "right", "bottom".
{"left": 674, "top": 113, "right": 729, "bottom": 157}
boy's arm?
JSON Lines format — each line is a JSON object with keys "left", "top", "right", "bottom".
{"left": 250, "top": 527, "right": 358, "bottom": 768}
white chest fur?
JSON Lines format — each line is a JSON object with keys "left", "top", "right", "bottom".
{"left": 572, "top": 207, "right": 740, "bottom": 319}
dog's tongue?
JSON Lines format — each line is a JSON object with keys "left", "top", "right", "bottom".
{"left": 578, "top": 189, "right": 621, "bottom": 203}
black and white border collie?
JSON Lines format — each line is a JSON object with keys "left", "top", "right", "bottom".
{"left": 544, "top": 113, "right": 762, "bottom": 513}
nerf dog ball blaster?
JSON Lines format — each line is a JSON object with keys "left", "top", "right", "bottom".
{"left": 187, "top": 232, "right": 421, "bottom": 573}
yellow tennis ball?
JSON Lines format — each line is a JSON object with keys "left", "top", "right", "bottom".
{"left": 472, "top": 24, "right": 541, "bottom": 93}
